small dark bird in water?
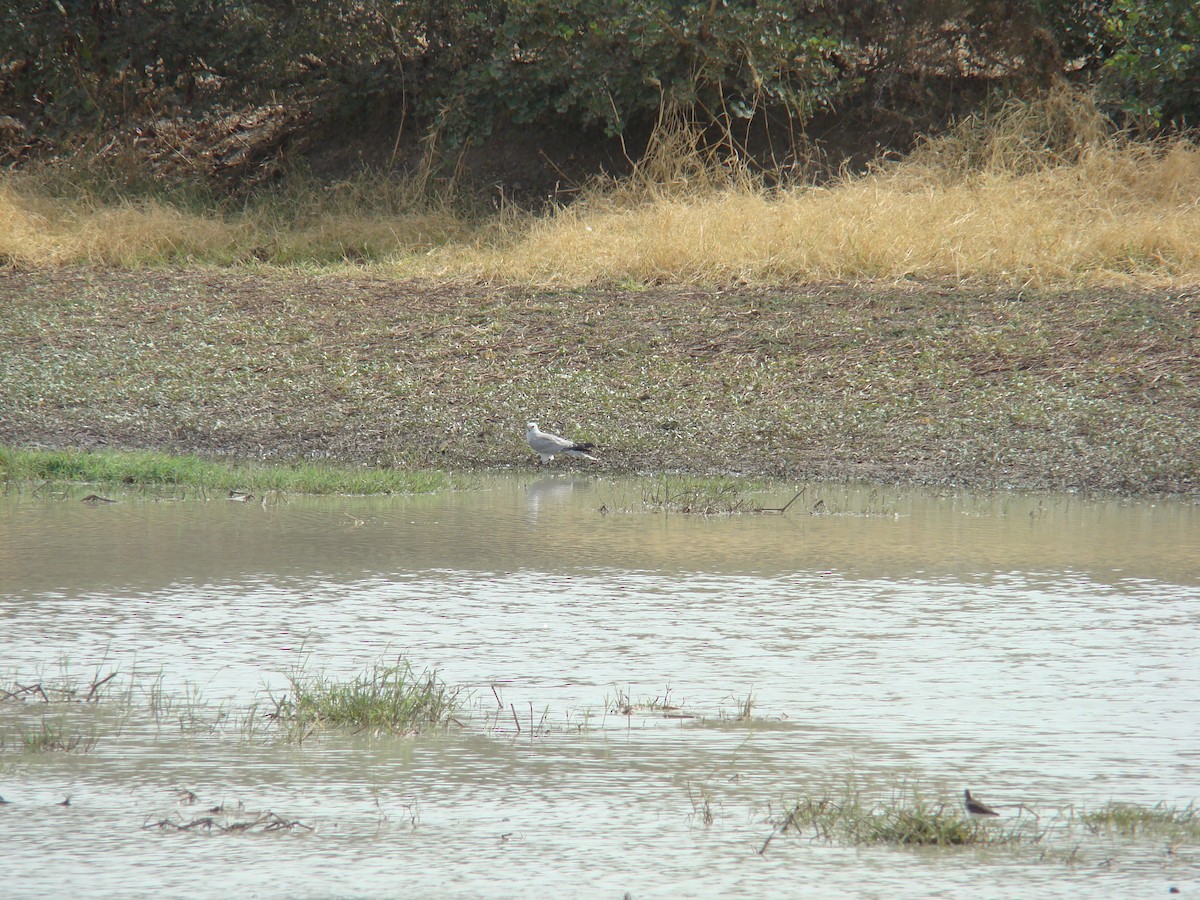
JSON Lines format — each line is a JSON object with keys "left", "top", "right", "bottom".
{"left": 57, "top": 796, "right": 71, "bottom": 807}
{"left": 963, "top": 789, "right": 999, "bottom": 816}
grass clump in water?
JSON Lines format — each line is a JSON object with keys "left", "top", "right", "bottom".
{"left": 0, "top": 446, "right": 448, "bottom": 496}
{"left": 1080, "top": 802, "right": 1200, "bottom": 841}
{"left": 272, "top": 657, "right": 460, "bottom": 736}
{"left": 759, "top": 780, "right": 1035, "bottom": 853}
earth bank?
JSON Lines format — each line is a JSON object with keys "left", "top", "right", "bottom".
{"left": 2, "top": 268, "right": 1196, "bottom": 497}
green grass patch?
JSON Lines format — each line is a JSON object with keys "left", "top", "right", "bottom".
{"left": 271, "top": 657, "right": 461, "bottom": 736}
{"left": 0, "top": 446, "right": 448, "bottom": 496}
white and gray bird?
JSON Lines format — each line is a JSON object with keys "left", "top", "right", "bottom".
{"left": 525, "top": 421, "right": 598, "bottom": 463}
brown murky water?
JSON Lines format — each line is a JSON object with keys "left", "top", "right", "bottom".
{"left": 2, "top": 477, "right": 1198, "bottom": 897}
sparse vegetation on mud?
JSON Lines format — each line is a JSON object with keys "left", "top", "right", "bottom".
{"left": 2, "top": 270, "right": 1195, "bottom": 497}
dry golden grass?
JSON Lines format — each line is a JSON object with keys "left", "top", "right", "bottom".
{"left": 0, "top": 186, "right": 241, "bottom": 266}
{"left": 0, "top": 167, "right": 470, "bottom": 267}
{"left": 461, "top": 89, "right": 1200, "bottom": 287}
{"left": 3, "top": 87, "right": 1199, "bottom": 285}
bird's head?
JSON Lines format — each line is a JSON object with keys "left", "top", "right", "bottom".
{"left": 526, "top": 421, "right": 538, "bottom": 432}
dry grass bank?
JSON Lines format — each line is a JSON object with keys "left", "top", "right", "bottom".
{"left": 2, "top": 89, "right": 1199, "bottom": 286}
{"left": 0, "top": 165, "right": 470, "bottom": 267}
{"left": 467, "top": 91, "right": 1200, "bottom": 287}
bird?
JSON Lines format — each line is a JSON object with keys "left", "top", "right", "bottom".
{"left": 525, "top": 421, "right": 598, "bottom": 463}
{"left": 963, "top": 789, "right": 1000, "bottom": 816}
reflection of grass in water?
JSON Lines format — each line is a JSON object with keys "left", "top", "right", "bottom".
{"left": 1080, "top": 802, "right": 1200, "bottom": 841}
{"left": 760, "top": 779, "right": 1038, "bottom": 852}
{"left": 271, "top": 658, "right": 461, "bottom": 736}
{"left": 0, "top": 446, "right": 449, "bottom": 496}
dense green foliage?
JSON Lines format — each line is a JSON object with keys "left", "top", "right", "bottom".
{"left": 453, "top": 0, "right": 845, "bottom": 139}
{"left": 1100, "top": 0, "right": 1200, "bottom": 128}
{"left": 0, "top": 1, "right": 1194, "bottom": 169}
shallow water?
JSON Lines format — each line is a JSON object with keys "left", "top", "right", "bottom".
{"left": 1, "top": 476, "right": 1198, "bottom": 898}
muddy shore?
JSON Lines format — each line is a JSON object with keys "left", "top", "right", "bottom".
{"left": 2, "top": 269, "right": 1196, "bottom": 497}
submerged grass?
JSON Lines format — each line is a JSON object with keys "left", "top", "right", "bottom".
{"left": 3, "top": 88, "right": 1199, "bottom": 286}
{"left": 0, "top": 446, "right": 449, "bottom": 495}
{"left": 1080, "top": 802, "right": 1200, "bottom": 841}
{"left": 4, "top": 660, "right": 1197, "bottom": 870}
{"left": 271, "top": 658, "right": 460, "bottom": 736}
{"left": 640, "top": 475, "right": 765, "bottom": 514}
{"left": 1, "top": 665, "right": 127, "bottom": 754}
{"left": 609, "top": 686, "right": 695, "bottom": 719}
{"left": 14, "top": 719, "right": 100, "bottom": 754}
{"left": 2, "top": 657, "right": 463, "bottom": 747}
